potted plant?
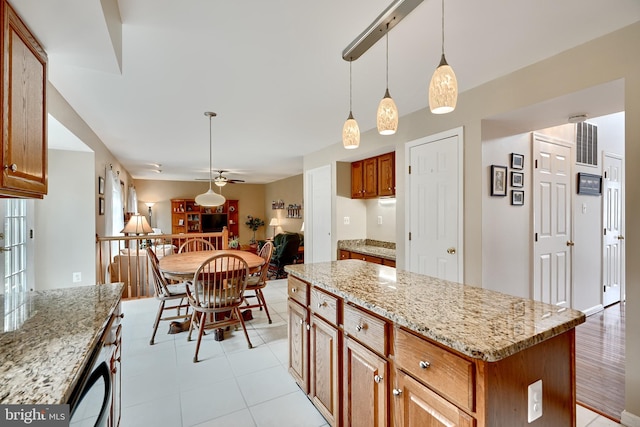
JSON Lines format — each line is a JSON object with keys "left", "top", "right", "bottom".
{"left": 228, "top": 236, "right": 239, "bottom": 249}
{"left": 245, "top": 215, "right": 264, "bottom": 247}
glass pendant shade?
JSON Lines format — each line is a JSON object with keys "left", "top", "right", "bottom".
{"left": 342, "top": 111, "right": 360, "bottom": 149}
{"left": 195, "top": 188, "right": 226, "bottom": 207}
{"left": 429, "top": 54, "right": 457, "bottom": 114}
{"left": 377, "top": 88, "right": 398, "bottom": 135}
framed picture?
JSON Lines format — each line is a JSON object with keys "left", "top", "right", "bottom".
{"left": 511, "top": 190, "right": 524, "bottom": 206}
{"left": 98, "top": 197, "right": 105, "bottom": 215}
{"left": 577, "top": 172, "right": 601, "bottom": 196}
{"left": 178, "top": 219, "right": 184, "bottom": 226}
{"left": 511, "top": 153, "right": 524, "bottom": 169}
{"left": 491, "top": 165, "right": 508, "bottom": 196}
{"left": 511, "top": 171, "right": 524, "bottom": 188}
{"left": 98, "top": 176, "right": 104, "bottom": 195}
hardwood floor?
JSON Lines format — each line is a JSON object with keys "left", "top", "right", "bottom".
{"left": 575, "top": 301, "right": 625, "bottom": 421}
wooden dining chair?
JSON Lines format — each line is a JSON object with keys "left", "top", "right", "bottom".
{"left": 147, "top": 247, "right": 191, "bottom": 345}
{"left": 186, "top": 253, "right": 252, "bottom": 362}
{"left": 178, "top": 238, "right": 215, "bottom": 253}
{"left": 244, "top": 240, "right": 274, "bottom": 323}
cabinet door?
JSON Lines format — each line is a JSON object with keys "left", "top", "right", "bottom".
{"left": 351, "top": 161, "right": 364, "bottom": 198}
{"left": 363, "top": 158, "right": 378, "bottom": 198}
{"left": 343, "top": 338, "right": 389, "bottom": 427}
{"left": 393, "top": 370, "right": 475, "bottom": 427}
{"left": 310, "top": 314, "right": 340, "bottom": 426}
{"left": 1, "top": 4, "right": 48, "bottom": 197}
{"left": 288, "top": 299, "right": 309, "bottom": 393}
{"left": 108, "top": 323, "right": 122, "bottom": 427}
{"left": 377, "top": 152, "right": 395, "bottom": 197}
{"left": 339, "top": 250, "right": 350, "bottom": 260}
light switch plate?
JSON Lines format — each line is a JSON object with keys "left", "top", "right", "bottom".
{"left": 527, "top": 379, "right": 543, "bottom": 423}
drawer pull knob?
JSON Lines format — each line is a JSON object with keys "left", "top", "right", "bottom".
{"left": 355, "top": 323, "right": 366, "bottom": 332}
{"left": 392, "top": 388, "right": 402, "bottom": 396}
{"left": 419, "top": 360, "right": 431, "bottom": 369}
{"left": 4, "top": 163, "right": 17, "bottom": 172}
{"left": 291, "top": 288, "right": 297, "bottom": 293}
{"left": 374, "top": 375, "right": 383, "bottom": 384}
{"left": 306, "top": 324, "right": 310, "bottom": 331}
{"left": 299, "top": 319, "right": 304, "bottom": 325}
{"left": 317, "top": 301, "right": 327, "bottom": 309}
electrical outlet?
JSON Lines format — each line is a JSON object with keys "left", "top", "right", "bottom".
{"left": 527, "top": 379, "right": 543, "bottom": 423}
{"left": 73, "top": 272, "right": 81, "bottom": 283}
{"left": 343, "top": 216, "right": 350, "bottom": 225}
{"left": 377, "top": 216, "right": 382, "bottom": 225}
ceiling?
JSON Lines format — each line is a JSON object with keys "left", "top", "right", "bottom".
{"left": 12, "top": 0, "right": 640, "bottom": 184}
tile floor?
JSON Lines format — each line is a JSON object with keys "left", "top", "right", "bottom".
{"left": 120, "top": 279, "right": 624, "bottom": 427}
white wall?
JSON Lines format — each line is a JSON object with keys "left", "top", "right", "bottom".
{"left": 365, "top": 198, "right": 397, "bottom": 242}
{"left": 34, "top": 149, "right": 96, "bottom": 289}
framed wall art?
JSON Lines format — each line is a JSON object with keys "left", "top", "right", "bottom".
{"left": 511, "top": 190, "right": 524, "bottom": 206}
{"left": 491, "top": 165, "right": 508, "bottom": 196}
{"left": 99, "top": 197, "right": 105, "bottom": 215}
{"left": 98, "top": 176, "right": 104, "bottom": 195}
{"left": 511, "top": 171, "right": 524, "bottom": 188}
{"left": 511, "top": 153, "right": 524, "bottom": 169}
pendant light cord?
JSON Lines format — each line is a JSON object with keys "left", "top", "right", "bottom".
{"left": 385, "top": 25, "right": 389, "bottom": 89}
{"left": 441, "top": 0, "right": 445, "bottom": 55}
{"left": 208, "top": 113, "right": 213, "bottom": 190}
{"left": 349, "top": 59, "right": 353, "bottom": 112}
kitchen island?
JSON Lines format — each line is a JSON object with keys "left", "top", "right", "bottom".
{"left": 285, "top": 260, "right": 585, "bottom": 426}
{"left": 0, "top": 284, "right": 123, "bottom": 420}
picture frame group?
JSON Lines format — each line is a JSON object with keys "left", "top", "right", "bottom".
{"left": 491, "top": 153, "right": 525, "bottom": 205}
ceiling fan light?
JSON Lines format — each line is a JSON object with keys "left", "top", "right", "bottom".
{"left": 214, "top": 177, "right": 227, "bottom": 187}
{"left": 377, "top": 89, "right": 398, "bottom": 135}
{"left": 342, "top": 111, "right": 360, "bottom": 149}
{"left": 195, "top": 188, "right": 226, "bottom": 207}
{"left": 429, "top": 55, "right": 457, "bottom": 114}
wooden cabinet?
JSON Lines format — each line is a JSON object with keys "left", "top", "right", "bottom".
{"left": 104, "top": 302, "right": 123, "bottom": 427}
{"left": 339, "top": 249, "right": 396, "bottom": 268}
{"left": 0, "top": 1, "right": 48, "bottom": 198}
{"left": 287, "top": 299, "right": 309, "bottom": 393}
{"left": 309, "top": 314, "right": 340, "bottom": 425}
{"left": 393, "top": 370, "right": 474, "bottom": 427}
{"left": 343, "top": 304, "right": 390, "bottom": 427}
{"left": 377, "top": 152, "right": 395, "bottom": 197}
{"left": 350, "top": 152, "right": 395, "bottom": 199}
{"left": 171, "top": 198, "right": 238, "bottom": 237}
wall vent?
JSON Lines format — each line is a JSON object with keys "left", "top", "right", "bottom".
{"left": 576, "top": 122, "right": 598, "bottom": 166}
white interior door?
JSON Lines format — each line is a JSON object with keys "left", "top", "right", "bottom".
{"left": 306, "top": 164, "right": 332, "bottom": 263}
{"left": 602, "top": 153, "right": 623, "bottom": 306}
{"left": 532, "top": 134, "right": 572, "bottom": 307}
{"left": 407, "top": 128, "right": 463, "bottom": 282}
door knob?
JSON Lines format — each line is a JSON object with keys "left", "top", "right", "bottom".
{"left": 447, "top": 247, "right": 456, "bottom": 254}
{"left": 618, "top": 235, "right": 625, "bottom": 240}
{"left": 566, "top": 241, "right": 575, "bottom": 247}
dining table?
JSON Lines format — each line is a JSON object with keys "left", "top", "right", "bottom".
{"left": 159, "top": 249, "right": 265, "bottom": 280}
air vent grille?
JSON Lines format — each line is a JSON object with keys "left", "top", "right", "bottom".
{"left": 576, "top": 122, "right": 597, "bottom": 166}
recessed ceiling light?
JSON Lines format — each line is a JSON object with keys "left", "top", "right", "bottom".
{"left": 568, "top": 114, "right": 588, "bottom": 123}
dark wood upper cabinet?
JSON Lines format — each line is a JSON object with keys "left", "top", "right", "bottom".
{"left": 0, "top": 1, "right": 48, "bottom": 198}
{"left": 351, "top": 152, "right": 395, "bottom": 199}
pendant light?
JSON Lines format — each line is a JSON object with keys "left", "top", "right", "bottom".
{"left": 377, "top": 25, "right": 398, "bottom": 135}
{"left": 195, "top": 111, "right": 226, "bottom": 207}
{"left": 429, "top": 0, "right": 458, "bottom": 114}
{"left": 342, "top": 59, "right": 360, "bottom": 149}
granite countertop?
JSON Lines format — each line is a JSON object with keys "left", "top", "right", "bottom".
{"left": 338, "top": 239, "right": 396, "bottom": 261}
{"left": 0, "top": 283, "right": 124, "bottom": 405}
{"left": 285, "top": 260, "right": 585, "bottom": 362}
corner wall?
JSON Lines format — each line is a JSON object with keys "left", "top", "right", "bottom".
{"left": 264, "top": 174, "right": 304, "bottom": 239}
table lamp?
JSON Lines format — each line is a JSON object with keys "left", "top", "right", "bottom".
{"left": 269, "top": 218, "right": 279, "bottom": 239}
{"left": 121, "top": 213, "right": 153, "bottom": 235}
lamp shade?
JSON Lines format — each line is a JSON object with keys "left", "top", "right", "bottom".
{"left": 269, "top": 218, "right": 279, "bottom": 227}
{"left": 376, "top": 89, "right": 398, "bottom": 135}
{"left": 429, "top": 54, "right": 458, "bottom": 114}
{"left": 342, "top": 112, "right": 360, "bottom": 149}
{"left": 121, "top": 214, "right": 153, "bottom": 235}
{"left": 195, "top": 188, "right": 226, "bottom": 207}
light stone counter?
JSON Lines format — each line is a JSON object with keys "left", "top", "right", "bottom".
{"left": 338, "top": 239, "right": 396, "bottom": 261}
{"left": 285, "top": 260, "right": 585, "bottom": 362}
{"left": 0, "top": 283, "right": 124, "bottom": 405}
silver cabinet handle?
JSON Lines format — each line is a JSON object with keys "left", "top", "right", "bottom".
{"left": 291, "top": 287, "right": 297, "bottom": 293}
{"left": 355, "top": 323, "right": 366, "bottom": 332}
{"left": 419, "top": 360, "right": 431, "bottom": 369}
{"left": 299, "top": 319, "right": 304, "bottom": 325}
{"left": 374, "top": 375, "right": 383, "bottom": 384}
{"left": 306, "top": 324, "right": 310, "bottom": 331}
{"left": 4, "top": 164, "right": 17, "bottom": 172}
{"left": 392, "top": 388, "right": 402, "bottom": 396}
{"left": 317, "top": 301, "right": 327, "bottom": 309}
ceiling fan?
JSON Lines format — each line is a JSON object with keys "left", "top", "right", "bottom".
{"left": 197, "top": 170, "right": 245, "bottom": 186}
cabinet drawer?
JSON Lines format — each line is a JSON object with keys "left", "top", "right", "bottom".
{"left": 349, "top": 252, "right": 382, "bottom": 264}
{"left": 382, "top": 258, "right": 396, "bottom": 267}
{"left": 310, "top": 288, "right": 340, "bottom": 326}
{"left": 395, "top": 328, "right": 475, "bottom": 412}
{"left": 343, "top": 304, "right": 387, "bottom": 356}
{"left": 288, "top": 276, "right": 309, "bottom": 306}
{"left": 339, "top": 250, "right": 350, "bottom": 260}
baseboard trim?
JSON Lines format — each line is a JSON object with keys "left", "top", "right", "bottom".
{"left": 622, "top": 411, "right": 640, "bottom": 426}
{"left": 582, "top": 304, "right": 604, "bottom": 317}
